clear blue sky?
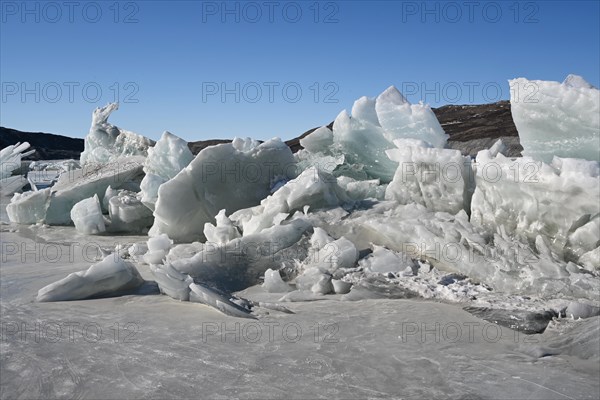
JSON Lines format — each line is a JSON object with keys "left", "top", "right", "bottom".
{"left": 1, "top": 0, "right": 599, "bottom": 142}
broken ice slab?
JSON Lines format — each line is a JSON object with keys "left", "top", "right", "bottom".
{"left": 70, "top": 194, "right": 106, "bottom": 235}
{"left": 510, "top": 75, "right": 600, "bottom": 162}
{"left": 140, "top": 131, "right": 194, "bottom": 210}
{"left": 150, "top": 137, "right": 296, "bottom": 242}
{"left": 37, "top": 255, "right": 145, "bottom": 302}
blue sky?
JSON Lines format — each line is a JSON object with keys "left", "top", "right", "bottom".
{"left": 1, "top": 0, "right": 599, "bottom": 142}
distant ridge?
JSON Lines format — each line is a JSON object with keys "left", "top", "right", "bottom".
{"left": 0, "top": 100, "right": 522, "bottom": 160}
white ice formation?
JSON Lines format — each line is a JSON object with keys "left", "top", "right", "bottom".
{"left": 80, "top": 103, "right": 154, "bottom": 166}
{"left": 150, "top": 137, "right": 296, "bottom": 242}
{"left": 510, "top": 75, "right": 600, "bottom": 162}
{"left": 70, "top": 194, "right": 106, "bottom": 234}
{"left": 10, "top": 77, "right": 600, "bottom": 319}
{"left": 140, "top": 131, "right": 194, "bottom": 210}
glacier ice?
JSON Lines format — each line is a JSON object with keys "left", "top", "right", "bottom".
{"left": 70, "top": 194, "right": 106, "bottom": 235}
{"left": 140, "top": 131, "right": 194, "bottom": 210}
{"left": 375, "top": 86, "right": 448, "bottom": 148}
{"left": 262, "top": 268, "right": 293, "bottom": 293}
{"left": 37, "top": 255, "right": 144, "bottom": 302}
{"left": 46, "top": 156, "right": 145, "bottom": 225}
{"left": 470, "top": 148, "right": 600, "bottom": 262}
{"left": 297, "top": 86, "right": 447, "bottom": 183}
{"left": 203, "top": 209, "right": 241, "bottom": 244}
{"left": 384, "top": 139, "right": 471, "bottom": 214}
{"left": 149, "top": 262, "right": 193, "bottom": 301}
{"left": 6, "top": 188, "right": 51, "bottom": 224}
{"left": 168, "top": 219, "right": 311, "bottom": 291}
{"left": 0, "top": 142, "right": 34, "bottom": 180}
{"left": 299, "top": 126, "right": 334, "bottom": 153}
{"left": 230, "top": 167, "right": 350, "bottom": 236}
{"left": 7, "top": 156, "right": 145, "bottom": 226}
{"left": 108, "top": 191, "right": 153, "bottom": 233}
{"left": 150, "top": 137, "right": 296, "bottom": 242}
{"left": 80, "top": 103, "right": 155, "bottom": 166}
{"left": 144, "top": 234, "right": 173, "bottom": 265}
{"left": 510, "top": 75, "right": 600, "bottom": 162}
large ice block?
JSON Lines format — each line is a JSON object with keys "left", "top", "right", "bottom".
{"left": 150, "top": 137, "right": 296, "bottom": 242}
{"left": 140, "top": 131, "right": 194, "bottom": 210}
{"left": 80, "top": 103, "right": 155, "bottom": 166}
{"left": 70, "top": 194, "right": 106, "bottom": 235}
{"left": 6, "top": 188, "right": 51, "bottom": 224}
{"left": 108, "top": 191, "right": 153, "bottom": 233}
{"left": 470, "top": 149, "right": 600, "bottom": 261}
{"left": 510, "top": 75, "right": 600, "bottom": 162}
{"left": 299, "top": 86, "right": 447, "bottom": 183}
{"left": 37, "top": 255, "right": 144, "bottom": 302}
{"left": 385, "top": 139, "right": 471, "bottom": 214}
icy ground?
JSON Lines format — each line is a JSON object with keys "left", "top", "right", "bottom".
{"left": 1, "top": 195, "right": 599, "bottom": 399}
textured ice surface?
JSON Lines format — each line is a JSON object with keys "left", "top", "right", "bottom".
{"left": 37, "top": 255, "right": 144, "bottom": 302}
{"left": 140, "top": 131, "right": 194, "bottom": 210}
{"left": 108, "top": 191, "right": 153, "bottom": 233}
{"left": 70, "top": 194, "right": 105, "bottom": 235}
{"left": 385, "top": 138, "right": 471, "bottom": 213}
{"left": 299, "top": 86, "right": 447, "bottom": 183}
{"left": 307, "top": 201, "right": 599, "bottom": 300}
{"left": 510, "top": 75, "right": 600, "bottom": 162}
{"left": 45, "top": 156, "right": 144, "bottom": 225}
{"left": 149, "top": 262, "right": 193, "bottom": 301}
{"left": 169, "top": 219, "right": 311, "bottom": 291}
{"left": 0, "top": 142, "right": 34, "bottom": 180}
{"left": 6, "top": 188, "right": 51, "bottom": 224}
{"left": 150, "top": 137, "right": 296, "bottom": 242}
{"left": 203, "top": 209, "right": 241, "bottom": 244}
{"left": 80, "top": 103, "right": 154, "bottom": 166}
{"left": 144, "top": 234, "right": 172, "bottom": 265}
{"left": 230, "top": 167, "right": 349, "bottom": 235}
{"left": 470, "top": 149, "right": 600, "bottom": 262}
{"left": 375, "top": 86, "right": 448, "bottom": 147}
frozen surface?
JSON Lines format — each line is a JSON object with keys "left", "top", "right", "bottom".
{"left": 150, "top": 137, "right": 296, "bottom": 242}
{"left": 510, "top": 75, "right": 600, "bottom": 162}
{"left": 80, "top": 103, "right": 154, "bottom": 166}
{"left": 36, "top": 254, "right": 144, "bottom": 302}
{"left": 70, "top": 195, "right": 106, "bottom": 235}
{"left": 2, "top": 229, "right": 598, "bottom": 400}
{"left": 140, "top": 131, "right": 194, "bottom": 210}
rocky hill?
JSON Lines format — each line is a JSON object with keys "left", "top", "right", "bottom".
{"left": 1, "top": 101, "right": 522, "bottom": 160}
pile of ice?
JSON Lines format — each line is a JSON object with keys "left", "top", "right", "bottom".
{"left": 150, "top": 137, "right": 296, "bottom": 242}
{"left": 7, "top": 77, "right": 599, "bottom": 323}
{"left": 296, "top": 86, "right": 448, "bottom": 183}
{"left": 80, "top": 103, "right": 155, "bottom": 166}
{"left": 510, "top": 74, "right": 599, "bottom": 162}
